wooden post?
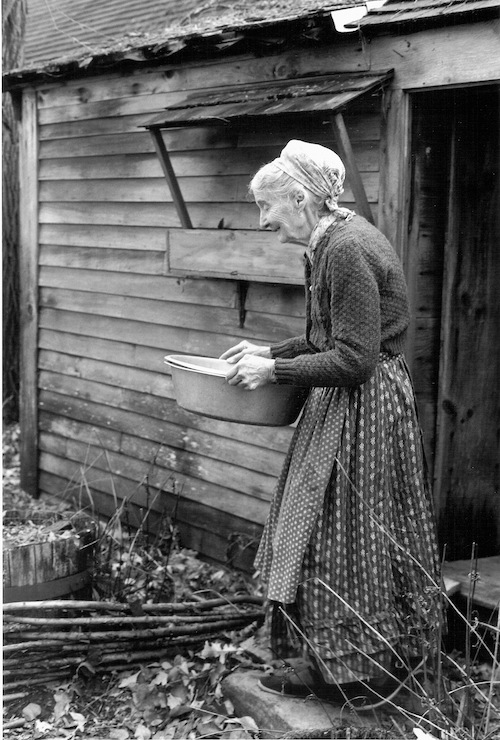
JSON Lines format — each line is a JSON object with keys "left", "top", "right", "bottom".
{"left": 377, "top": 88, "right": 411, "bottom": 259}
{"left": 18, "top": 88, "right": 39, "bottom": 496}
{"left": 330, "top": 112, "right": 374, "bottom": 224}
{"left": 148, "top": 128, "right": 193, "bottom": 229}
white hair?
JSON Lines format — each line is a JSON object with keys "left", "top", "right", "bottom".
{"left": 249, "top": 161, "right": 329, "bottom": 216}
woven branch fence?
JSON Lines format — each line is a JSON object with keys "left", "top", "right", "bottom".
{"left": 3, "top": 595, "right": 264, "bottom": 695}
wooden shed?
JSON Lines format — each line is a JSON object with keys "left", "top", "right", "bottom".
{"left": 6, "top": 0, "right": 500, "bottom": 568}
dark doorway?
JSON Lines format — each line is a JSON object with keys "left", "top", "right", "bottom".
{"left": 408, "top": 86, "right": 500, "bottom": 560}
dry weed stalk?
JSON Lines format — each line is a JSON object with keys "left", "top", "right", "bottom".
{"left": 271, "top": 460, "right": 500, "bottom": 740}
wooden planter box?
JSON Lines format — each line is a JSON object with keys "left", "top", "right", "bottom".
{"left": 3, "top": 511, "right": 96, "bottom": 603}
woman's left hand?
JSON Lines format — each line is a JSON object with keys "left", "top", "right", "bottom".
{"left": 226, "top": 355, "right": 276, "bottom": 390}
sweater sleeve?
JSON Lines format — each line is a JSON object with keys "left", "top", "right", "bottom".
{"left": 273, "top": 235, "right": 382, "bottom": 387}
{"left": 270, "top": 334, "right": 314, "bottom": 359}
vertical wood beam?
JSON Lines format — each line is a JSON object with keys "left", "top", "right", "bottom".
{"left": 330, "top": 112, "right": 374, "bottom": 224}
{"left": 148, "top": 128, "right": 193, "bottom": 229}
{"left": 378, "top": 88, "right": 412, "bottom": 258}
{"left": 378, "top": 89, "right": 414, "bottom": 359}
{"left": 18, "top": 88, "right": 39, "bottom": 496}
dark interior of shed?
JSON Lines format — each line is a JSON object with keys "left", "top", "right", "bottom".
{"left": 409, "top": 85, "right": 500, "bottom": 561}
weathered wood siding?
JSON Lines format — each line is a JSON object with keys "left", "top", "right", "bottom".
{"left": 34, "top": 49, "right": 384, "bottom": 567}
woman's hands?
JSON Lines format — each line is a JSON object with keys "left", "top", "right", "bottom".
{"left": 219, "top": 341, "right": 271, "bottom": 363}
{"left": 219, "top": 341, "right": 275, "bottom": 390}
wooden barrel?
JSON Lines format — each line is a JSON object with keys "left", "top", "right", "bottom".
{"left": 3, "top": 511, "right": 96, "bottom": 603}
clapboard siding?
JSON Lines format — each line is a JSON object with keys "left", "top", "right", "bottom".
{"left": 38, "top": 388, "right": 284, "bottom": 484}
{"left": 38, "top": 416, "right": 275, "bottom": 501}
{"left": 31, "top": 47, "right": 388, "bottom": 565}
{"left": 39, "top": 110, "right": 381, "bottom": 142}
{"left": 37, "top": 344, "right": 293, "bottom": 454}
{"left": 39, "top": 470, "right": 260, "bottom": 572}
{"left": 39, "top": 267, "right": 307, "bottom": 317}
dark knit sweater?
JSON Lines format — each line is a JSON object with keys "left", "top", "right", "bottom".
{"left": 271, "top": 215, "right": 410, "bottom": 387}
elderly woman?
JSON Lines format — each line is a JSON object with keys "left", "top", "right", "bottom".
{"left": 220, "top": 140, "right": 441, "bottom": 702}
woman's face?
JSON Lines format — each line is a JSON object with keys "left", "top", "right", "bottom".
{"left": 254, "top": 189, "right": 313, "bottom": 246}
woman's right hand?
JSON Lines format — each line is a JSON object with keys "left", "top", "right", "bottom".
{"left": 219, "top": 340, "right": 271, "bottom": 364}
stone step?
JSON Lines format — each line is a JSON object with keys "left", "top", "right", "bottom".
{"left": 222, "top": 668, "right": 399, "bottom": 739}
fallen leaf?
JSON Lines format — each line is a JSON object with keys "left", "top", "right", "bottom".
{"left": 53, "top": 690, "right": 71, "bottom": 720}
{"left": 34, "top": 719, "right": 53, "bottom": 733}
{"left": 170, "top": 683, "right": 189, "bottom": 702}
{"left": 238, "top": 715, "right": 259, "bottom": 734}
{"left": 134, "top": 724, "right": 152, "bottom": 739}
{"left": 414, "top": 729, "right": 440, "bottom": 740}
{"left": 109, "top": 730, "right": 130, "bottom": 740}
{"left": 166, "top": 694, "right": 183, "bottom": 711}
{"left": 152, "top": 729, "right": 176, "bottom": 740}
{"left": 68, "top": 711, "right": 86, "bottom": 732}
{"left": 119, "top": 670, "right": 141, "bottom": 688}
{"left": 22, "top": 702, "right": 42, "bottom": 721}
{"left": 197, "top": 720, "right": 221, "bottom": 737}
{"left": 151, "top": 669, "right": 169, "bottom": 686}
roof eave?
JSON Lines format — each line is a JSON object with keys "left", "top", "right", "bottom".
{"left": 3, "top": 8, "right": 339, "bottom": 90}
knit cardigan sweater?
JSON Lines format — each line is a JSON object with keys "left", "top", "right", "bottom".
{"left": 271, "top": 215, "right": 410, "bottom": 387}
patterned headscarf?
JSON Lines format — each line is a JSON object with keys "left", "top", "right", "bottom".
{"left": 272, "top": 139, "right": 352, "bottom": 216}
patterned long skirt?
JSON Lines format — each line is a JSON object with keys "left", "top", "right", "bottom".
{"left": 254, "top": 354, "right": 442, "bottom": 684}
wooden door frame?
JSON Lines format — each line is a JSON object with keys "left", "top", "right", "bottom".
{"left": 18, "top": 87, "right": 39, "bottom": 496}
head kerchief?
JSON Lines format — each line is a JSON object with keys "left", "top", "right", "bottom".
{"left": 272, "top": 139, "right": 349, "bottom": 213}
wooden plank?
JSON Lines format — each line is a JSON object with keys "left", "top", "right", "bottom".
{"left": 39, "top": 286, "right": 304, "bottom": 339}
{"left": 434, "top": 95, "right": 500, "bottom": 554}
{"left": 38, "top": 376, "right": 292, "bottom": 465}
{"left": 39, "top": 430, "right": 275, "bottom": 504}
{"left": 18, "top": 88, "right": 39, "bottom": 496}
{"left": 149, "top": 128, "right": 193, "bottom": 229}
{"left": 38, "top": 150, "right": 382, "bottom": 186}
{"left": 36, "top": 51, "right": 374, "bottom": 111}
{"left": 39, "top": 384, "right": 292, "bottom": 456}
{"left": 38, "top": 179, "right": 370, "bottom": 211}
{"left": 39, "top": 351, "right": 173, "bottom": 400}
{"left": 38, "top": 470, "right": 261, "bottom": 571}
{"left": 38, "top": 133, "right": 380, "bottom": 165}
{"left": 39, "top": 177, "right": 252, "bottom": 203}
{"left": 38, "top": 111, "right": 380, "bottom": 144}
{"left": 40, "top": 414, "right": 278, "bottom": 524}
{"left": 38, "top": 457, "right": 267, "bottom": 534}
{"left": 38, "top": 384, "right": 283, "bottom": 476}
{"left": 36, "top": 348, "right": 293, "bottom": 452}
{"left": 245, "top": 282, "right": 305, "bottom": 319}
{"left": 39, "top": 329, "right": 167, "bottom": 374}
{"left": 168, "top": 228, "right": 306, "bottom": 285}
{"left": 443, "top": 557, "right": 500, "bottom": 612}
{"left": 369, "top": 20, "right": 500, "bottom": 90}
{"left": 377, "top": 88, "right": 411, "bottom": 256}
{"left": 40, "top": 246, "right": 166, "bottom": 273}
{"left": 37, "top": 90, "right": 190, "bottom": 125}
{"left": 38, "top": 148, "right": 280, "bottom": 179}
{"left": 39, "top": 408, "right": 122, "bottom": 452}
{"left": 40, "top": 224, "right": 168, "bottom": 249}
{"left": 411, "top": 318, "right": 440, "bottom": 397}
{"left": 6, "top": 543, "right": 38, "bottom": 586}
{"left": 38, "top": 308, "right": 280, "bottom": 356}
{"left": 39, "top": 267, "right": 238, "bottom": 307}
{"left": 38, "top": 201, "right": 264, "bottom": 230}
{"left": 36, "top": 59, "right": 382, "bottom": 109}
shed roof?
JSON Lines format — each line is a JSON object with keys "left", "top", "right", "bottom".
{"left": 6, "top": 0, "right": 499, "bottom": 87}
{"left": 145, "top": 71, "right": 392, "bottom": 128}
{"left": 23, "top": 0, "right": 359, "bottom": 68}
